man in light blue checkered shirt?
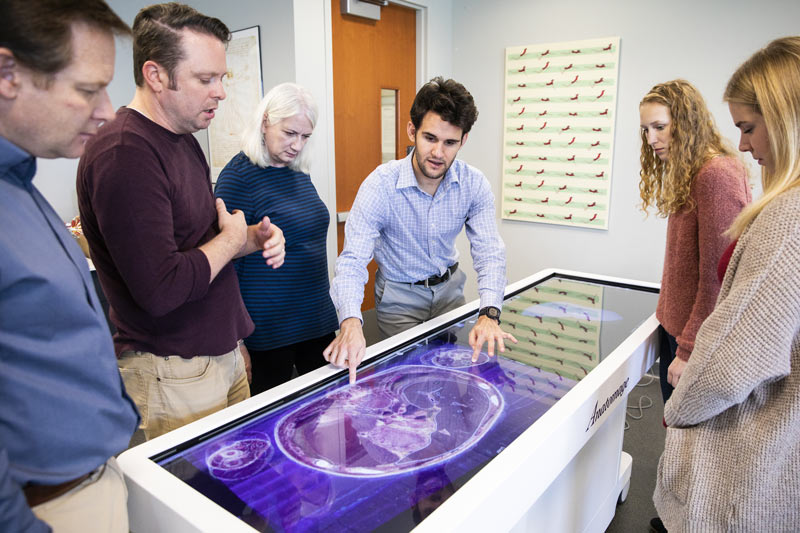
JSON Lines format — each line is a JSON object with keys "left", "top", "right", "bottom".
{"left": 324, "top": 77, "right": 517, "bottom": 383}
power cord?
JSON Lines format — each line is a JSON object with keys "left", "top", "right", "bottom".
{"left": 624, "top": 373, "right": 656, "bottom": 430}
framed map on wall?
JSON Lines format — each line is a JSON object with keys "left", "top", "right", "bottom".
{"left": 208, "top": 26, "right": 263, "bottom": 181}
{"left": 501, "top": 37, "right": 621, "bottom": 229}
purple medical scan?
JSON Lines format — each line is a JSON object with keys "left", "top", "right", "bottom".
{"left": 205, "top": 431, "right": 273, "bottom": 481}
{"left": 155, "top": 276, "right": 659, "bottom": 532}
{"left": 158, "top": 343, "right": 572, "bottom": 532}
{"left": 275, "top": 365, "right": 503, "bottom": 477}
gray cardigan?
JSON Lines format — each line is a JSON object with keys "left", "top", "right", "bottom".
{"left": 654, "top": 185, "right": 800, "bottom": 532}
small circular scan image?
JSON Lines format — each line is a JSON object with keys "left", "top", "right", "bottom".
{"left": 206, "top": 431, "right": 273, "bottom": 481}
{"left": 421, "top": 345, "right": 490, "bottom": 368}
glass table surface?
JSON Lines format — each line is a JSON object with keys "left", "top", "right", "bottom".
{"left": 154, "top": 274, "right": 658, "bottom": 532}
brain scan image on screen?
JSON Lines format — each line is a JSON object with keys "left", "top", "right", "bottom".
{"left": 155, "top": 276, "right": 661, "bottom": 532}
{"left": 275, "top": 365, "right": 503, "bottom": 477}
{"left": 205, "top": 431, "right": 273, "bottom": 481}
{"left": 420, "top": 345, "right": 490, "bottom": 368}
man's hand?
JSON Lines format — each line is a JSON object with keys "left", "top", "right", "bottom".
{"left": 667, "top": 357, "right": 688, "bottom": 388}
{"left": 323, "top": 318, "right": 366, "bottom": 384}
{"left": 469, "top": 315, "right": 518, "bottom": 362}
{"left": 239, "top": 342, "right": 252, "bottom": 384}
{"left": 250, "top": 216, "right": 285, "bottom": 268}
{"left": 200, "top": 199, "right": 249, "bottom": 283}
{"left": 215, "top": 198, "right": 248, "bottom": 253}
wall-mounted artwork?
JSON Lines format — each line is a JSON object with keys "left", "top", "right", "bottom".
{"left": 501, "top": 37, "right": 621, "bottom": 229}
{"left": 208, "top": 26, "right": 263, "bottom": 181}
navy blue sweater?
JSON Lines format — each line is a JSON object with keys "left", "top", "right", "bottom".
{"left": 215, "top": 152, "right": 338, "bottom": 350}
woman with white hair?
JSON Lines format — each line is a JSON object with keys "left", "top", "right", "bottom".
{"left": 215, "top": 83, "right": 338, "bottom": 395}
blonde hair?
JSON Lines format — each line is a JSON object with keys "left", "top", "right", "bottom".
{"left": 639, "top": 79, "right": 737, "bottom": 216}
{"left": 725, "top": 36, "right": 800, "bottom": 238}
{"left": 240, "top": 82, "right": 318, "bottom": 174}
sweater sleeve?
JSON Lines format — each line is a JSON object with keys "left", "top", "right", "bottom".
{"left": 674, "top": 159, "right": 748, "bottom": 361}
{"left": 214, "top": 156, "right": 256, "bottom": 225}
{"left": 665, "top": 190, "right": 800, "bottom": 427}
{"left": 84, "top": 143, "right": 212, "bottom": 317}
{"left": 214, "top": 157, "right": 254, "bottom": 279}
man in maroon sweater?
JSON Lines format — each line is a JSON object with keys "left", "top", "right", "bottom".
{"left": 77, "top": 3, "right": 285, "bottom": 440}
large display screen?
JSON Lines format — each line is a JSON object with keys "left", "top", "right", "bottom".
{"left": 154, "top": 275, "right": 658, "bottom": 532}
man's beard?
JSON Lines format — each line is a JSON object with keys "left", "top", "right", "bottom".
{"left": 414, "top": 149, "right": 449, "bottom": 181}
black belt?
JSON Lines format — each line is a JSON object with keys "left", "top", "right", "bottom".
{"left": 414, "top": 263, "right": 458, "bottom": 288}
{"left": 24, "top": 470, "right": 94, "bottom": 507}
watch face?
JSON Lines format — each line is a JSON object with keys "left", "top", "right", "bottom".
{"left": 481, "top": 307, "right": 500, "bottom": 320}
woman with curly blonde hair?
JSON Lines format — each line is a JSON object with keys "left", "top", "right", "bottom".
{"left": 654, "top": 37, "right": 800, "bottom": 532}
{"left": 639, "top": 79, "right": 750, "bottom": 404}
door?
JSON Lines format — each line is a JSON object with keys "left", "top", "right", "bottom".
{"left": 332, "top": 0, "right": 417, "bottom": 310}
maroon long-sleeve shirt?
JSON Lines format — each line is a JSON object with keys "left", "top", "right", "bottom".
{"left": 77, "top": 108, "right": 253, "bottom": 357}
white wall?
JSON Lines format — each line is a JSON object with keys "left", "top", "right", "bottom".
{"left": 37, "top": 0, "right": 295, "bottom": 221}
{"left": 451, "top": 0, "right": 800, "bottom": 296}
{"left": 293, "top": 0, "right": 336, "bottom": 277}
{"left": 38, "top": 0, "right": 795, "bottom": 295}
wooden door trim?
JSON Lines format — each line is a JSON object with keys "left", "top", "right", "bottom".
{"left": 390, "top": 0, "right": 427, "bottom": 89}
{"left": 292, "top": 0, "right": 430, "bottom": 285}
{"left": 332, "top": 0, "right": 416, "bottom": 310}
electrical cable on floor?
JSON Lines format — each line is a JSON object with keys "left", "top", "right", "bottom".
{"left": 624, "top": 373, "right": 656, "bottom": 431}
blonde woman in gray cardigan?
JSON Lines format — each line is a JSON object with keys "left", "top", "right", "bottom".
{"left": 654, "top": 36, "right": 800, "bottom": 532}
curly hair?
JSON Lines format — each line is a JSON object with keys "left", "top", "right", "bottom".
{"left": 725, "top": 36, "right": 800, "bottom": 238}
{"left": 639, "top": 79, "right": 737, "bottom": 216}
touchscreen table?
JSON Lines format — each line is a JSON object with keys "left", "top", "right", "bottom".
{"left": 148, "top": 274, "right": 658, "bottom": 532}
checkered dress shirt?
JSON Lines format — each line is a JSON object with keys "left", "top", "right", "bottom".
{"left": 331, "top": 152, "right": 506, "bottom": 323}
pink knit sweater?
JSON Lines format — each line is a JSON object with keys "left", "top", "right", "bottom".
{"left": 656, "top": 156, "right": 751, "bottom": 361}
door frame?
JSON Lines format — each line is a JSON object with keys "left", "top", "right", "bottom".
{"left": 292, "top": 0, "right": 454, "bottom": 280}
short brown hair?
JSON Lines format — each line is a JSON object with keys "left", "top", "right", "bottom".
{"left": 132, "top": 2, "right": 230, "bottom": 89}
{"left": 410, "top": 77, "right": 479, "bottom": 135}
{"left": 0, "top": 0, "right": 130, "bottom": 76}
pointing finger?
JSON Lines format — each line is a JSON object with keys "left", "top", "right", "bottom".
{"left": 349, "top": 359, "right": 357, "bottom": 385}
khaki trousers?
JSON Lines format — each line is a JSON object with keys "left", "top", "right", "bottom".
{"left": 32, "top": 458, "right": 127, "bottom": 533}
{"left": 118, "top": 346, "right": 250, "bottom": 440}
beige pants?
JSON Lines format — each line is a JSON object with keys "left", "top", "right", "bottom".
{"left": 118, "top": 347, "right": 250, "bottom": 440}
{"left": 32, "top": 458, "right": 127, "bottom": 533}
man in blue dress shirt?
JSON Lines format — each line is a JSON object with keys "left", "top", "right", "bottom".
{"left": 326, "top": 77, "right": 517, "bottom": 383}
{"left": 0, "top": 1, "right": 139, "bottom": 532}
